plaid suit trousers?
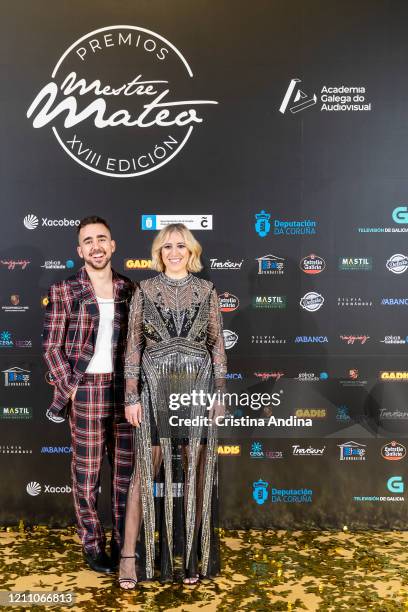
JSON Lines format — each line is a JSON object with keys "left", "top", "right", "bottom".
{"left": 69, "top": 373, "right": 134, "bottom": 555}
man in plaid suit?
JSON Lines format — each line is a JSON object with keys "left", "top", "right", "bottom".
{"left": 43, "top": 216, "right": 134, "bottom": 573}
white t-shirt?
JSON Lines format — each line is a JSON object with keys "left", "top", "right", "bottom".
{"left": 86, "top": 297, "right": 114, "bottom": 373}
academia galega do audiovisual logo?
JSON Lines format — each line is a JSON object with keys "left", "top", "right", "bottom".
{"left": 27, "top": 26, "right": 218, "bottom": 177}
{"left": 279, "top": 78, "right": 372, "bottom": 114}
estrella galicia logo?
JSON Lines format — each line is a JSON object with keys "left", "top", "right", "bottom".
{"left": 252, "top": 479, "right": 268, "bottom": 505}
{"left": 392, "top": 207, "right": 408, "bottom": 224}
{"left": 387, "top": 476, "right": 404, "bottom": 493}
{"left": 279, "top": 78, "right": 317, "bottom": 114}
{"left": 255, "top": 211, "right": 271, "bottom": 237}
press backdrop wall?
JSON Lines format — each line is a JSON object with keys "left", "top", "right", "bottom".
{"left": 2, "top": 0, "right": 408, "bottom": 529}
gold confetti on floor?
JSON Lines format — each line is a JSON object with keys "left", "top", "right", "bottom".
{"left": 1, "top": 527, "right": 408, "bottom": 611}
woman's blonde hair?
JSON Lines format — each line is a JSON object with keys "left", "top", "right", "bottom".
{"left": 151, "top": 223, "right": 203, "bottom": 273}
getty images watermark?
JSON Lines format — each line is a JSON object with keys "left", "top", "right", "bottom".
{"left": 168, "top": 390, "right": 313, "bottom": 428}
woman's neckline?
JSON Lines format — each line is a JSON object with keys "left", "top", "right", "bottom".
{"left": 160, "top": 272, "right": 192, "bottom": 287}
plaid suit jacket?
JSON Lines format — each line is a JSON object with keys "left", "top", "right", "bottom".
{"left": 42, "top": 266, "right": 135, "bottom": 417}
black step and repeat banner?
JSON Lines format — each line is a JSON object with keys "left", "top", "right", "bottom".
{"left": 2, "top": 0, "right": 408, "bottom": 529}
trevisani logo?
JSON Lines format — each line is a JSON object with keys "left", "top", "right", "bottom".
{"left": 27, "top": 26, "right": 218, "bottom": 178}
{"left": 279, "top": 78, "right": 371, "bottom": 113}
{"left": 24, "top": 215, "right": 80, "bottom": 229}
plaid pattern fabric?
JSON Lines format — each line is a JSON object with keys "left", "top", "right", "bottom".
{"left": 43, "top": 266, "right": 134, "bottom": 417}
{"left": 70, "top": 373, "right": 134, "bottom": 554}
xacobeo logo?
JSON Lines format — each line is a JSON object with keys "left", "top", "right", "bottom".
{"left": 23, "top": 215, "right": 79, "bottom": 229}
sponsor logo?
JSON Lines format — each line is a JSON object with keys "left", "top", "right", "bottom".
{"left": 41, "top": 446, "right": 73, "bottom": 454}
{"left": 0, "top": 331, "right": 32, "bottom": 348}
{"left": 225, "top": 372, "right": 243, "bottom": 380}
{"left": 358, "top": 208, "right": 408, "bottom": 233}
{"left": 210, "top": 258, "right": 243, "bottom": 271}
{"left": 295, "top": 409, "right": 326, "bottom": 418}
{"left": 280, "top": 78, "right": 372, "bottom": 114}
{"left": 336, "top": 405, "right": 351, "bottom": 422}
{"left": 338, "top": 257, "right": 372, "bottom": 271}
{"left": 254, "top": 372, "right": 285, "bottom": 381}
{"left": 0, "top": 259, "right": 31, "bottom": 271}
{"left": 46, "top": 409, "right": 65, "bottom": 424}
{"left": 381, "top": 297, "right": 408, "bottom": 306}
{"left": 292, "top": 444, "right": 326, "bottom": 455}
{"left": 27, "top": 25, "right": 217, "bottom": 177}
{"left": 337, "top": 297, "right": 373, "bottom": 307}
{"left": 0, "top": 445, "right": 32, "bottom": 455}
{"left": 300, "top": 292, "right": 324, "bottom": 312}
{"left": 380, "top": 409, "right": 408, "bottom": 420}
{"left": 24, "top": 216, "right": 80, "bottom": 229}
{"left": 340, "top": 369, "right": 368, "bottom": 387}
{"left": 223, "top": 330, "right": 238, "bottom": 349}
{"left": 300, "top": 253, "right": 325, "bottom": 274}
{"left": 256, "top": 254, "right": 285, "bottom": 275}
{"left": 218, "top": 292, "right": 239, "bottom": 313}
{"left": 250, "top": 442, "right": 283, "bottom": 460}
{"left": 340, "top": 335, "right": 370, "bottom": 345}
{"left": 252, "top": 295, "right": 287, "bottom": 309}
{"left": 380, "top": 335, "right": 408, "bottom": 345}
{"left": 296, "top": 372, "right": 329, "bottom": 382}
{"left": 0, "top": 331, "right": 13, "bottom": 347}
{"left": 380, "top": 371, "right": 408, "bottom": 381}
{"left": 255, "top": 211, "right": 271, "bottom": 237}
{"left": 2, "top": 367, "right": 31, "bottom": 387}
{"left": 142, "top": 214, "right": 212, "bottom": 230}
{"left": 387, "top": 476, "right": 404, "bottom": 494}
{"left": 338, "top": 441, "right": 366, "bottom": 461}
{"left": 2, "top": 296, "right": 29, "bottom": 313}
{"left": 26, "top": 482, "right": 72, "bottom": 496}
{"left": 381, "top": 442, "right": 406, "bottom": 461}
{"left": 392, "top": 206, "right": 408, "bottom": 224}
{"left": 279, "top": 78, "right": 317, "bottom": 113}
{"left": 217, "top": 445, "right": 241, "bottom": 456}
{"left": 255, "top": 210, "right": 317, "bottom": 236}
{"left": 124, "top": 258, "right": 152, "bottom": 270}
{"left": 41, "top": 259, "right": 75, "bottom": 270}
{"left": 0, "top": 406, "right": 32, "bottom": 420}
{"left": 251, "top": 335, "right": 287, "bottom": 344}
{"left": 271, "top": 487, "right": 313, "bottom": 503}
{"left": 253, "top": 479, "right": 269, "bottom": 504}
{"left": 295, "top": 336, "right": 328, "bottom": 344}
{"left": 23, "top": 214, "right": 39, "bottom": 230}
{"left": 386, "top": 254, "right": 408, "bottom": 274}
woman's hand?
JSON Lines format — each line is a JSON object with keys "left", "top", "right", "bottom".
{"left": 125, "top": 402, "right": 143, "bottom": 427}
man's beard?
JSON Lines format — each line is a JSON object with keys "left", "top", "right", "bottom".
{"left": 84, "top": 251, "right": 112, "bottom": 270}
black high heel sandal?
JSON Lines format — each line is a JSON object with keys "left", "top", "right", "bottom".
{"left": 118, "top": 555, "right": 138, "bottom": 590}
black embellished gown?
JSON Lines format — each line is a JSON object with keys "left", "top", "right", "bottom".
{"left": 123, "top": 272, "right": 227, "bottom": 582}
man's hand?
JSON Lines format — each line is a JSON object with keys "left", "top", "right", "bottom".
{"left": 70, "top": 386, "right": 78, "bottom": 402}
{"left": 125, "top": 403, "right": 143, "bottom": 427}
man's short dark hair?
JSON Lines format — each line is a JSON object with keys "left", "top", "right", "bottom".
{"left": 77, "top": 216, "right": 111, "bottom": 235}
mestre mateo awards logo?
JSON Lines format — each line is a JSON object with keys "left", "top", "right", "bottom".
{"left": 27, "top": 26, "right": 218, "bottom": 177}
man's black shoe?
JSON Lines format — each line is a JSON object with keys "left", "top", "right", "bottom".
{"left": 83, "top": 550, "right": 114, "bottom": 573}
